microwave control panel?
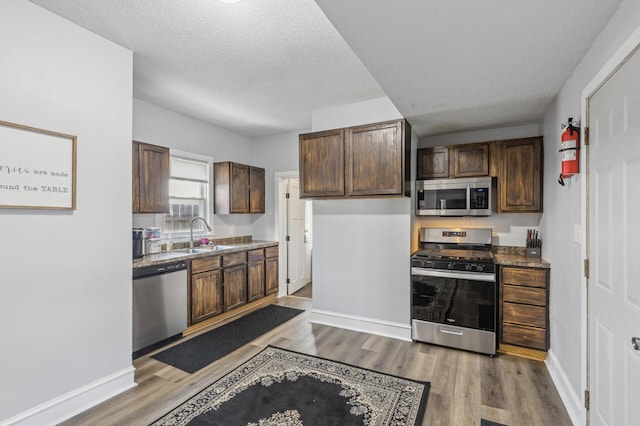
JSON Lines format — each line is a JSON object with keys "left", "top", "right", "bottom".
{"left": 470, "top": 188, "right": 488, "bottom": 209}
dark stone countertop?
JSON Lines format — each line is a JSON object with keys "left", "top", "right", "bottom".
{"left": 493, "top": 246, "right": 550, "bottom": 268}
{"left": 132, "top": 240, "right": 279, "bottom": 269}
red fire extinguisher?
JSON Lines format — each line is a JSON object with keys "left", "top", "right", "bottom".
{"left": 558, "top": 117, "right": 580, "bottom": 186}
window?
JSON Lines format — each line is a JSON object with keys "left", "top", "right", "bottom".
{"left": 163, "top": 151, "right": 213, "bottom": 236}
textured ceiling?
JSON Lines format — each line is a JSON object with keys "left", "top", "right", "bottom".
{"left": 315, "top": 0, "right": 623, "bottom": 136}
{"left": 27, "top": 0, "right": 385, "bottom": 137}
{"left": 28, "top": 0, "right": 622, "bottom": 138}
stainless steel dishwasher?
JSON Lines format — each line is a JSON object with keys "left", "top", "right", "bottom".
{"left": 132, "top": 260, "right": 188, "bottom": 355}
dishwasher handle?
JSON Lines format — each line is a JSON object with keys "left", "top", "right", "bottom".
{"left": 133, "top": 261, "right": 187, "bottom": 279}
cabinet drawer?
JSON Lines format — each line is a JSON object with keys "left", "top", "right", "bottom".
{"left": 503, "top": 302, "right": 546, "bottom": 328}
{"left": 265, "top": 245, "right": 278, "bottom": 258}
{"left": 501, "top": 267, "right": 547, "bottom": 288}
{"left": 191, "top": 256, "right": 221, "bottom": 274}
{"left": 247, "top": 248, "right": 264, "bottom": 261}
{"left": 222, "top": 252, "right": 246, "bottom": 267}
{"left": 502, "top": 323, "right": 547, "bottom": 350}
{"left": 503, "top": 285, "right": 546, "bottom": 307}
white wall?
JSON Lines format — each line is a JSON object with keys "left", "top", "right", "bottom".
{"left": 249, "top": 130, "right": 304, "bottom": 241}
{"left": 420, "top": 123, "right": 541, "bottom": 148}
{"left": 540, "top": 0, "right": 640, "bottom": 423}
{"left": 0, "top": 1, "right": 133, "bottom": 424}
{"left": 309, "top": 97, "right": 414, "bottom": 339}
{"left": 132, "top": 99, "right": 255, "bottom": 238}
{"left": 416, "top": 123, "right": 543, "bottom": 249}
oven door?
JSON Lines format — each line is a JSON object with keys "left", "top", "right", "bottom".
{"left": 411, "top": 268, "right": 496, "bottom": 354}
{"left": 411, "top": 268, "right": 495, "bottom": 331}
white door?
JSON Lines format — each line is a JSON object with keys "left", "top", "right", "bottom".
{"left": 588, "top": 44, "right": 640, "bottom": 425}
{"left": 287, "top": 178, "right": 310, "bottom": 294}
{"left": 304, "top": 200, "right": 313, "bottom": 285}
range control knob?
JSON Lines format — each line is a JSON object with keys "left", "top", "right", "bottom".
{"left": 447, "top": 262, "right": 455, "bottom": 270}
{"left": 465, "top": 264, "right": 473, "bottom": 271}
{"left": 475, "top": 264, "right": 485, "bottom": 272}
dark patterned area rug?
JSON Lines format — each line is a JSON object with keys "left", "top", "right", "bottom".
{"left": 152, "top": 346, "right": 430, "bottom": 425}
{"left": 152, "top": 305, "right": 304, "bottom": 373}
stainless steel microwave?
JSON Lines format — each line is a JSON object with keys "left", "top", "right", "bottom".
{"left": 416, "top": 177, "right": 492, "bottom": 216}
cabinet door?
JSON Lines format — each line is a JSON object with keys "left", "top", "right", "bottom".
{"left": 230, "top": 163, "right": 250, "bottom": 213}
{"left": 451, "top": 143, "right": 489, "bottom": 177}
{"left": 247, "top": 259, "right": 265, "bottom": 302}
{"left": 347, "top": 120, "right": 407, "bottom": 196}
{"left": 489, "top": 141, "right": 501, "bottom": 177}
{"left": 134, "top": 142, "right": 170, "bottom": 213}
{"left": 191, "top": 270, "right": 222, "bottom": 324}
{"left": 223, "top": 264, "right": 246, "bottom": 311}
{"left": 132, "top": 142, "right": 140, "bottom": 212}
{"left": 265, "top": 256, "right": 279, "bottom": 295}
{"left": 249, "top": 166, "right": 265, "bottom": 213}
{"left": 499, "top": 137, "right": 542, "bottom": 212}
{"left": 299, "top": 129, "right": 345, "bottom": 198}
{"left": 417, "top": 147, "right": 449, "bottom": 179}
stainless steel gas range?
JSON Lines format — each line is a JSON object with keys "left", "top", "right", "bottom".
{"left": 411, "top": 228, "right": 496, "bottom": 355}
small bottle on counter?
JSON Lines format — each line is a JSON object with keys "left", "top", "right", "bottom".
{"left": 165, "top": 234, "right": 173, "bottom": 251}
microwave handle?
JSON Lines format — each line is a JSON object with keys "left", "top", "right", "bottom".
{"left": 466, "top": 184, "right": 471, "bottom": 215}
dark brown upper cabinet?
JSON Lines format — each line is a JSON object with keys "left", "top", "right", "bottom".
{"left": 249, "top": 166, "right": 265, "bottom": 213}
{"left": 299, "top": 128, "right": 345, "bottom": 198}
{"left": 416, "top": 146, "right": 449, "bottom": 179}
{"left": 451, "top": 143, "right": 489, "bottom": 177}
{"left": 346, "top": 120, "right": 410, "bottom": 197}
{"left": 499, "top": 137, "right": 543, "bottom": 212}
{"left": 417, "top": 143, "right": 489, "bottom": 179}
{"left": 214, "top": 161, "right": 265, "bottom": 214}
{"left": 132, "top": 141, "right": 170, "bottom": 213}
{"left": 299, "top": 119, "right": 410, "bottom": 199}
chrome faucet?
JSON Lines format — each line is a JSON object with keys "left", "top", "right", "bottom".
{"left": 190, "top": 216, "right": 212, "bottom": 248}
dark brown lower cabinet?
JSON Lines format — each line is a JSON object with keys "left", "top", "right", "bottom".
{"left": 223, "top": 264, "right": 246, "bottom": 311}
{"left": 189, "top": 244, "right": 278, "bottom": 325}
{"left": 499, "top": 265, "right": 549, "bottom": 351}
{"left": 265, "top": 246, "right": 279, "bottom": 295}
{"left": 189, "top": 256, "right": 223, "bottom": 324}
{"left": 191, "top": 270, "right": 222, "bottom": 323}
{"left": 247, "top": 248, "right": 265, "bottom": 302}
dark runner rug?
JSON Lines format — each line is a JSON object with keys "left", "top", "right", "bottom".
{"left": 152, "top": 346, "right": 430, "bottom": 425}
{"left": 152, "top": 305, "right": 304, "bottom": 373}
{"left": 481, "top": 420, "right": 508, "bottom": 426}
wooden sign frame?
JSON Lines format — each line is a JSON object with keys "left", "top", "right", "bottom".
{"left": 0, "top": 120, "right": 77, "bottom": 210}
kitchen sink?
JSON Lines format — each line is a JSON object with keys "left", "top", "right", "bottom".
{"left": 208, "top": 244, "right": 235, "bottom": 250}
{"left": 173, "top": 248, "right": 211, "bottom": 254}
{"left": 173, "top": 245, "right": 236, "bottom": 254}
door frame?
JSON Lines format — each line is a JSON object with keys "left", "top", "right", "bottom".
{"left": 580, "top": 24, "right": 640, "bottom": 425}
{"left": 274, "top": 171, "right": 301, "bottom": 297}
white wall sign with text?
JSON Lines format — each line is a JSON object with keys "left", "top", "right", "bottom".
{"left": 0, "top": 120, "right": 77, "bottom": 210}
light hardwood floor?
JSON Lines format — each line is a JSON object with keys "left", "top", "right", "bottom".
{"left": 61, "top": 297, "right": 571, "bottom": 425}
{"left": 291, "top": 282, "right": 312, "bottom": 299}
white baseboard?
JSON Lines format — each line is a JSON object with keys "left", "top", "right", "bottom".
{"left": 0, "top": 366, "right": 136, "bottom": 426}
{"left": 310, "top": 309, "right": 412, "bottom": 341}
{"left": 545, "top": 350, "right": 583, "bottom": 426}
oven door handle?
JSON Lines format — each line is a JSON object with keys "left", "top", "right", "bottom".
{"left": 411, "top": 267, "right": 495, "bottom": 282}
{"left": 440, "top": 328, "right": 464, "bottom": 336}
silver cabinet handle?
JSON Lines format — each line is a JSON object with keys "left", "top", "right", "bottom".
{"left": 632, "top": 337, "right": 640, "bottom": 350}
